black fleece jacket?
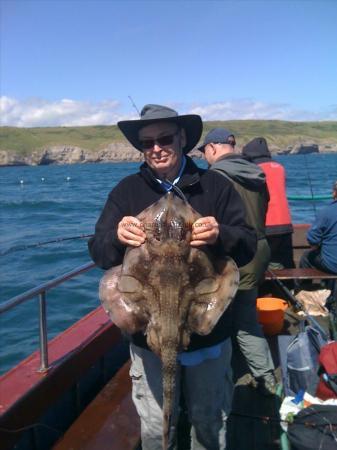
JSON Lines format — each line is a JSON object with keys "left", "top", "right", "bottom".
{"left": 88, "top": 157, "right": 257, "bottom": 350}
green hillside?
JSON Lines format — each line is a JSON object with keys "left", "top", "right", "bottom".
{"left": 202, "top": 120, "right": 337, "bottom": 148}
{"left": 1, "top": 121, "right": 337, "bottom": 155}
{"left": 0, "top": 125, "right": 122, "bottom": 155}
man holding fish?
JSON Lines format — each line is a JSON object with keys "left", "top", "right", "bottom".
{"left": 89, "top": 104, "right": 256, "bottom": 450}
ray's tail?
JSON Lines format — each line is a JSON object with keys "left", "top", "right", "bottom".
{"left": 161, "top": 345, "right": 178, "bottom": 450}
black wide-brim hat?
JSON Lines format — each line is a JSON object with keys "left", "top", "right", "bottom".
{"left": 117, "top": 104, "right": 203, "bottom": 154}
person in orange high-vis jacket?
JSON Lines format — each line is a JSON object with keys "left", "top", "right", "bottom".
{"left": 242, "top": 137, "right": 295, "bottom": 269}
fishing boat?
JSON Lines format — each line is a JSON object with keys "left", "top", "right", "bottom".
{"left": 1, "top": 224, "right": 336, "bottom": 450}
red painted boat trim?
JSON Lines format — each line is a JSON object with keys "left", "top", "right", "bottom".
{"left": 0, "top": 306, "right": 124, "bottom": 450}
{"left": 0, "top": 306, "right": 112, "bottom": 413}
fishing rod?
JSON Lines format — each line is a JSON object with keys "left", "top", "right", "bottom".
{"left": 0, "top": 234, "right": 94, "bottom": 257}
{"left": 303, "top": 154, "right": 317, "bottom": 217}
{"left": 1, "top": 183, "right": 187, "bottom": 258}
{"left": 266, "top": 269, "right": 329, "bottom": 340}
{"left": 128, "top": 95, "right": 141, "bottom": 117}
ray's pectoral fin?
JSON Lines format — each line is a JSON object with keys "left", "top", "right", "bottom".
{"left": 99, "top": 265, "right": 149, "bottom": 334}
{"left": 188, "top": 257, "right": 240, "bottom": 335}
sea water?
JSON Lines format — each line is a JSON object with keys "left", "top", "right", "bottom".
{"left": 1, "top": 154, "right": 337, "bottom": 374}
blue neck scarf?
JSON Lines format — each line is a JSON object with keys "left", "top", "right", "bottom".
{"left": 155, "top": 155, "right": 186, "bottom": 192}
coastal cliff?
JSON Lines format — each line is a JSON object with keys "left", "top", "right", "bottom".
{"left": 1, "top": 143, "right": 336, "bottom": 166}
{"left": 1, "top": 120, "right": 336, "bottom": 166}
{"left": 0, "top": 143, "right": 145, "bottom": 166}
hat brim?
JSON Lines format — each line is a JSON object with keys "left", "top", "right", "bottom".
{"left": 117, "top": 115, "right": 202, "bottom": 154}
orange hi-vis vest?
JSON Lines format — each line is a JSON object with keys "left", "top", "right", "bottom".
{"left": 259, "top": 161, "right": 292, "bottom": 228}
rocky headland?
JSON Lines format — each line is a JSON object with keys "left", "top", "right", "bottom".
{"left": 1, "top": 142, "right": 336, "bottom": 167}
{"left": 0, "top": 143, "right": 142, "bottom": 166}
{"left": 1, "top": 120, "right": 336, "bottom": 166}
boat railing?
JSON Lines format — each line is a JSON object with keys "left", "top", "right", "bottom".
{"left": 0, "top": 261, "right": 96, "bottom": 372}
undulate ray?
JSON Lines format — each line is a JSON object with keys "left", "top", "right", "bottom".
{"left": 99, "top": 192, "right": 239, "bottom": 450}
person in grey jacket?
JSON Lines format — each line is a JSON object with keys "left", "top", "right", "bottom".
{"left": 199, "top": 128, "right": 276, "bottom": 396}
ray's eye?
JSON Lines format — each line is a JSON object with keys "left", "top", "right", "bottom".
{"left": 188, "top": 262, "right": 204, "bottom": 280}
{"left": 189, "top": 264, "right": 198, "bottom": 274}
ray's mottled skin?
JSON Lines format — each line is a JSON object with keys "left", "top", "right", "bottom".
{"left": 99, "top": 193, "right": 239, "bottom": 450}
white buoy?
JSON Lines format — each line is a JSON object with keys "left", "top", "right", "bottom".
{"left": 20, "top": 179, "right": 24, "bottom": 184}
{"left": 66, "top": 176, "right": 71, "bottom": 181}
{"left": 41, "top": 177, "right": 45, "bottom": 181}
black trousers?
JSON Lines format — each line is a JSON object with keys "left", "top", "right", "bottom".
{"left": 299, "top": 248, "right": 334, "bottom": 273}
{"left": 299, "top": 249, "right": 337, "bottom": 298}
{"left": 267, "top": 233, "right": 295, "bottom": 269}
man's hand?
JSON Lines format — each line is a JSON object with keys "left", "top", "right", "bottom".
{"left": 117, "top": 216, "right": 146, "bottom": 247}
{"left": 190, "top": 216, "right": 219, "bottom": 247}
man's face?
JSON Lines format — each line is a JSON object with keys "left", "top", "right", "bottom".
{"left": 202, "top": 143, "right": 216, "bottom": 165}
{"left": 138, "top": 122, "right": 185, "bottom": 179}
{"left": 203, "top": 142, "right": 234, "bottom": 165}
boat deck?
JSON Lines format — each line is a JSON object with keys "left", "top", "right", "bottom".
{"left": 52, "top": 305, "right": 333, "bottom": 450}
{"left": 52, "top": 325, "right": 290, "bottom": 450}
{"left": 53, "top": 361, "right": 140, "bottom": 450}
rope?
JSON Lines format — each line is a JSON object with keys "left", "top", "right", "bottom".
{"left": 0, "top": 422, "right": 62, "bottom": 435}
{"left": 304, "top": 154, "right": 317, "bottom": 216}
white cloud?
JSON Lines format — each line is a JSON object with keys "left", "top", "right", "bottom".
{"left": 0, "top": 97, "right": 134, "bottom": 127}
{"left": 1, "top": 96, "right": 336, "bottom": 127}
{"left": 187, "top": 99, "right": 337, "bottom": 121}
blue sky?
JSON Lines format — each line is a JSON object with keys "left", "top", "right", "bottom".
{"left": 1, "top": 0, "right": 337, "bottom": 126}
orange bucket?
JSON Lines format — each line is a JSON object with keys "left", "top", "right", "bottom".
{"left": 256, "top": 297, "right": 288, "bottom": 336}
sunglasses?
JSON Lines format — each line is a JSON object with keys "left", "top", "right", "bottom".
{"left": 139, "top": 131, "right": 179, "bottom": 150}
